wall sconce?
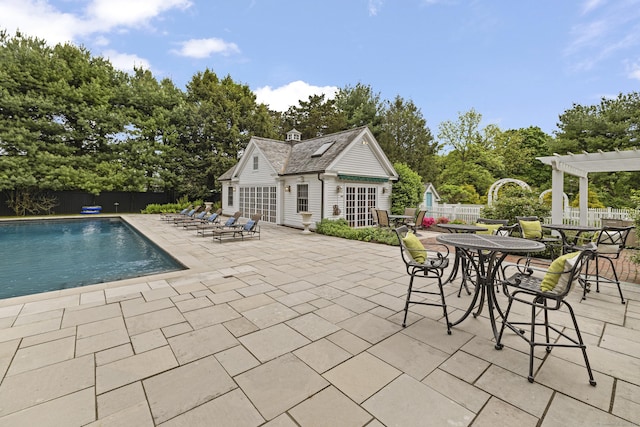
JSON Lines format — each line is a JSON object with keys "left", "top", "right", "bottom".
{"left": 285, "top": 185, "right": 291, "bottom": 192}
{"left": 336, "top": 185, "right": 342, "bottom": 193}
{"left": 382, "top": 187, "right": 388, "bottom": 194}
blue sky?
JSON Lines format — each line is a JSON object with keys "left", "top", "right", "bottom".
{"left": 1, "top": 0, "right": 639, "bottom": 136}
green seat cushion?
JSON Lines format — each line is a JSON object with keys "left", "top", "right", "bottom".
{"left": 540, "top": 252, "right": 580, "bottom": 294}
{"left": 475, "top": 223, "right": 502, "bottom": 235}
{"left": 402, "top": 232, "right": 427, "bottom": 263}
{"left": 520, "top": 220, "right": 542, "bottom": 239}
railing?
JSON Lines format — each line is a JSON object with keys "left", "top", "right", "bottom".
{"left": 425, "top": 204, "right": 638, "bottom": 227}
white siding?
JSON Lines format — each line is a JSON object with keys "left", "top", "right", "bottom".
{"left": 237, "top": 149, "right": 276, "bottom": 185}
{"left": 333, "top": 141, "right": 385, "bottom": 176}
{"left": 282, "top": 175, "right": 321, "bottom": 230}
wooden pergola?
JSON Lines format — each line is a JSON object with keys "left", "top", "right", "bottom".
{"left": 536, "top": 148, "right": 640, "bottom": 225}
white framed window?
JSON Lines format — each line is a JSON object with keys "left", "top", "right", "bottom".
{"left": 227, "top": 186, "right": 234, "bottom": 206}
{"left": 297, "top": 184, "right": 309, "bottom": 212}
{"left": 253, "top": 156, "right": 259, "bottom": 170}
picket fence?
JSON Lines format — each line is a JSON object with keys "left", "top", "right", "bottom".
{"left": 425, "top": 204, "right": 638, "bottom": 228}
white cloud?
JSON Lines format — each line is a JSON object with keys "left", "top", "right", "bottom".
{"left": 627, "top": 61, "right": 640, "bottom": 80}
{"left": 172, "top": 38, "right": 240, "bottom": 58}
{"left": 581, "top": 0, "right": 605, "bottom": 14}
{"left": 368, "top": 0, "right": 383, "bottom": 16}
{"left": 0, "top": 0, "right": 192, "bottom": 46}
{"left": 0, "top": 0, "right": 81, "bottom": 45}
{"left": 102, "top": 49, "right": 151, "bottom": 73}
{"left": 254, "top": 81, "right": 338, "bottom": 112}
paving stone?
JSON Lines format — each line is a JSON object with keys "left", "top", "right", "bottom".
{"left": 423, "top": 368, "right": 490, "bottom": 413}
{"left": 475, "top": 364, "right": 553, "bottom": 418}
{"left": 324, "top": 351, "right": 401, "bottom": 403}
{"left": 223, "top": 317, "right": 259, "bottom": 337}
{"left": 0, "top": 354, "right": 94, "bottom": 417}
{"left": 208, "top": 290, "right": 243, "bottom": 305}
{"left": 182, "top": 304, "right": 241, "bottom": 329}
{"left": 368, "top": 332, "right": 449, "bottom": 380}
{"left": 61, "top": 303, "right": 122, "bottom": 328}
{"left": 7, "top": 336, "right": 75, "bottom": 376}
{"left": 19, "top": 326, "right": 76, "bottom": 348}
{"left": 96, "top": 345, "right": 178, "bottom": 394}
{"left": 289, "top": 386, "right": 372, "bottom": 427}
{"left": 142, "top": 286, "right": 179, "bottom": 302}
{"left": 168, "top": 324, "right": 238, "bottom": 364}
{"left": 285, "top": 312, "right": 340, "bottom": 341}
{"left": 131, "top": 329, "right": 168, "bottom": 353}
{"left": 174, "top": 296, "right": 213, "bottom": 313}
{"left": 402, "top": 316, "right": 474, "bottom": 354}
{"left": 0, "top": 387, "right": 95, "bottom": 427}
{"left": 161, "top": 322, "right": 193, "bottom": 338}
{"left": 242, "top": 302, "right": 299, "bottom": 329}
{"left": 144, "top": 356, "right": 236, "bottom": 424}
{"left": 542, "top": 392, "right": 635, "bottom": 426}
{"left": 160, "top": 388, "right": 264, "bottom": 427}
{"left": 228, "top": 293, "right": 276, "bottom": 313}
{"left": 89, "top": 401, "right": 153, "bottom": 427}
{"left": 236, "top": 353, "right": 328, "bottom": 421}
{"left": 337, "top": 312, "right": 400, "bottom": 344}
{"left": 439, "top": 350, "right": 491, "bottom": 383}
{"left": 12, "top": 308, "right": 63, "bottom": 327}
{"left": 239, "top": 323, "right": 310, "bottom": 363}
{"left": 363, "top": 374, "right": 474, "bottom": 426}
{"left": 326, "top": 330, "right": 371, "bottom": 355}
{"left": 76, "top": 316, "right": 126, "bottom": 338}
{"left": 0, "top": 318, "right": 61, "bottom": 343}
{"left": 95, "top": 343, "right": 134, "bottom": 366}
{"left": 215, "top": 345, "right": 260, "bottom": 377}
{"left": 76, "top": 327, "right": 131, "bottom": 356}
{"left": 124, "top": 307, "right": 186, "bottom": 336}
{"left": 472, "top": 396, "right": 538, "bottom": 427}
{"left": 314, "top": 303, "right": 357, "bottom": 323}
{"left": 294, "top": 338, "right": 352, "bottom": 374}
{"left": 80, "top": 290, "right": 106, "bottom": 306}
{"left": 0, "top": 339, "right": 20, "bottom": 380}
{"left": 97, "top": 381, "right": 146, "bottom": 418}
{"left": 612, "top": 380, "right": 640, "bottom": 425}
{"left": 120, "top": 297, "right": 174, "bottom": 317}
{"left": 20, "top": 294, "right": 79, "bottom": 316}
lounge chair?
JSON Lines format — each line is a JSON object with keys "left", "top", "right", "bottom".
{"left": 184, "top": 208, "right": 222, "bottom": 230}
{"left": 212, "top": 214, "right": 261, "bottom": 243}
{"left": 171, "top": 206, "right": 201, "bottom": 225}
{"left": 161, "top": 205, "right": 192, "bottom": 222}
{"left": 196, "top": 211, "right": 241, "bottom": 237}
{"left": 174, "top": 206, "right": 209, "bottom": 226}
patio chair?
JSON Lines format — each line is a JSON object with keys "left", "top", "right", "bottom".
{"left": 405, "top": 210, "right": 426, "bottom": 234}
{"left": 516, "top": 216, "right": 562, "bottom": 260}
{"left": 212, "top": 214, "right": 262, "bottom": 243}
{"left": 161, "top": 205, "right": 191, "bottom": 222}
{"left": 376, "top": 209, "right": 391, "bottom": 228}
{"left": 496, "top": 249, "right": 597, "bottom": 385}
{"left": 577, "top": 225, "right": 634, "bottom": 304}
{"left": 394, "top": 226, "right": 452, "bottom": 333}
{"left": 370, "top": 207, "right": 379, "bottom": 227}
{"left": 403, "top": 207, "right": 417, "bottom": 219}
{"left": 172, "top": 206, "right": 203, "bottom": 226}
{"left": 196, "top": 211, "right": 241, "bottom": 237}
{"left": 475, "top": 218, "right": 515, "bottom": 236}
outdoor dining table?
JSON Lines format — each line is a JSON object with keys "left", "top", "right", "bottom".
{"left": 437, "top": 223, "right": 488, "bottom": 288}
{"left": 389, "top": 214, "right": 414, "bottom": 226}
{"left": 436, "top": 233, "right": 546, "bottom": 341}
{"left": 542, "top": 223, "right": 599, "bottom": 254}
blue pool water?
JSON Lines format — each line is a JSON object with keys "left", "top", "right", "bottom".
{"left": 0, "top": 218, "right": 184, "bottom": 299}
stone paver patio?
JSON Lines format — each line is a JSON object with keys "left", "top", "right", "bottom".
{"left": 0, "top": 214, "right": 639, "bottom": 426}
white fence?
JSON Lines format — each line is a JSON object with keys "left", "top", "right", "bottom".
{"left": 426, "top": 204, "right": 638, "bottom": 227}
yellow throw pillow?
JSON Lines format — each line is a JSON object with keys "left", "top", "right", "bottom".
{"left": 520, "top": 220, "right": 542, "bottom": 239}
{"left": 402, "top": 232, "right": 427, "bottom": 263}
{"left": 540, "top": 252, "right": 580, "bottom": 293}
{"left": 475, "top": 223, "right": 502, "bottom": 235}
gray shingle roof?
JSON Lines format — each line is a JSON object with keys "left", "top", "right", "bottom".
{"left": 218, "top": 126, "right": 370, "bottom": 180}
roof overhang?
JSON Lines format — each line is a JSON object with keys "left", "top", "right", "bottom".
{"left": 536, "top": 148, "right": 640, "bottom": 178}
{"left": 337, "top": 174, "right": 389, "bottom": 183}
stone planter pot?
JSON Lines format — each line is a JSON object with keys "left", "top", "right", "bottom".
{"left": 300, "top": 212, "right": 313, "bottom": 234}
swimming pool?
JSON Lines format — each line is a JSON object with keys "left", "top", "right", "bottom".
{"left": 0, "top": 217, "right": 185, "bottom": 299}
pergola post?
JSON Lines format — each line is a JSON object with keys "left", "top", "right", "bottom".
{"left": 551, "top": 163, "right": 564, "bottom": 224}
{"left": 579, "top": 176, "right": 588, "bottom": 225}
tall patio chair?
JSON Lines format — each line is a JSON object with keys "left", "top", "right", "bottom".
{"left": 475, "top": 218, "right": 514, "bottom": 236}
{"left": 516, "top": 216, "right": 562, "bottom": 260}
{"left": 403, "top": 207, "right": 417, "bottom": 219}
{"left": 394, "top": 226, "right": 451, "bottom": 333}
{"left": 496, "top": 249, "right": 597, "bottom": 385}
{"left": 577, "top": 225, "right": 634, "bottom": 304}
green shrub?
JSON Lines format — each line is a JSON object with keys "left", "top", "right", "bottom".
{"left": 140, "top": 197, "right": 204, "bottom": 214}
{"left": 315, "top": 218, "right": 398, "bottom": 245}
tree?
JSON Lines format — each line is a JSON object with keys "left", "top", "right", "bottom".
{"left": 390, "top": 163, "right": 423, "bottom": 215}
{"left": 333, "top": 83, "right": 384, "bottom": 136}
{"left": 480, "top": 187, "right": 550, "bottom": 225}
{"left": 438, "top": 183, "right": 481, "bottom": 204}
{"left": 377, "top": 96, "right": 439, "bottom": 183}
{"left": 280, "top": 94, "right": 346, "bottom": 139}
{"left": 493, "top": 126, "right": 552, "bottom": 189}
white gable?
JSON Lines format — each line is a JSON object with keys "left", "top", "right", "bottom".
{"left": 331, "top": 135, "right": 395, "bottom": 178}
{"left": 234, "top": 144, "right": 277, "bottom": 185}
